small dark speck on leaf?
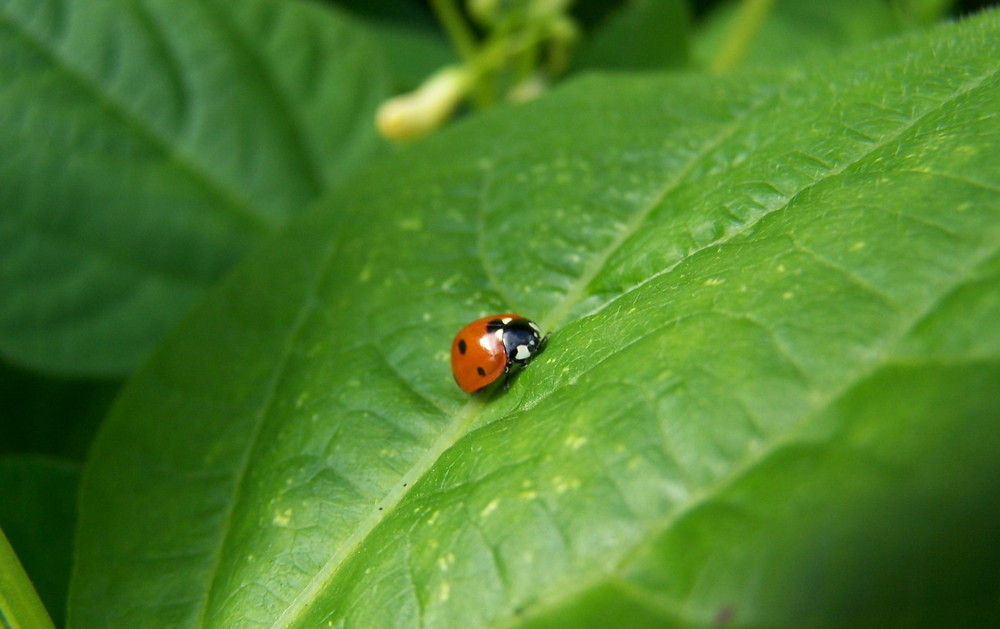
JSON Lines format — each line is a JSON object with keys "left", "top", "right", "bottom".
{"left": 714, "top": 605, "right": 734, "bottom": 626}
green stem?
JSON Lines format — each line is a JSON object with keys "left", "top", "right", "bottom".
{"left": 516, "top": 25, "right": 541, "bottom": 82}
{"left": 475, "top": 29, "right": 541, "bottom": 79}
{"left": 429, "top": 0, "right": 495, "bottom": 108}
{"left": 708, "top": 0, "right": 777, "bottom": 73}
{"left": 0, "top": 529, "right": 55, "bottom": 629}
{"left": 429, "top": 0, "right": 478, "bottom": 61}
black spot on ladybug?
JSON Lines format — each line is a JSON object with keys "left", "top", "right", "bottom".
{"left": 477, "top": 366, "right": 487, "bottom": 377}
{"left": 457, "top": 339, "right": 467, "bottom": 354}
{"left": 486, "top": 319, "right": 504, "bottom": 332}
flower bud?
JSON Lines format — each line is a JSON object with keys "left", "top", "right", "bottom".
{"left": 376, "top": 67, "right": 472, "bottom": 141}
{"left": 507, "top": 73, "right": 548, "bottom": 103}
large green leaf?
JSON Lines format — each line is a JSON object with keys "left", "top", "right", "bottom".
{"left": 0, "top": 0, "right": 389, "bottom": 376}
{"left": 72, "top": 11, "right": 1000, "bottom": 628}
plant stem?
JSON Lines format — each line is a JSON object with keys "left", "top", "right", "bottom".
{"left": 429, "top": 0, "right": 478, "bottom": 62}
{"left": 0, "top": 529, "right": 55, "bottom": 629}
{"left": 708, "top": 0, "right": 776, "bottom": 73}
{"left": 429, "top": 0, "right": 496, "bottom": 108}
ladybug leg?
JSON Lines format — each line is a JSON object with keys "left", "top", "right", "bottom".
{"left": 501, "top": 364, "right": 514, "bottom": 391}
{"left": 500, "top": 362, "right": 527, "bottom": 392}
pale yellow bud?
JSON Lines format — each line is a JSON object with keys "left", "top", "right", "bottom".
{"left": 376, "top": 67, "right": 471, "bottom": 141}
{"left": 507, "top": 73, "right": 548, "bottom": 103}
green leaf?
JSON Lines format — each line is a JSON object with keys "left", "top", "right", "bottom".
{"left": 72, "top": 11, "right": 1000, "bottom": 628}
{"left": 695, "top": 0, "right": 905, "bottom": 70}
{"left": 0, "top": 457, "right": 74, "bottom": 629}
{"left": 573, "top": 0, "right": 690, "bottom": 72}
{"left": 0, "top": 0, "right": 390, "bottom": 377}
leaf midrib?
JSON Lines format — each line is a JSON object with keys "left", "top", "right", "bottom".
{"left": 490, "top": 67, "right": 1000, "bottom": 623}
{"left": 195, "top": 232, "right": 346, "bottom": 627}
{"left": 493, "top": 244, "right": 1000, "bottom": 629}
{"left": 518, "top": 62, "right": 1000, "bottom": 414}
{"left": 483, "top": 62, "right": 1000, "bottom": 629}
{"left": 534, "top": 95, "right": 768, "bottom": 333}
{"left": 197, "top": 0, "right": 327, "bottom": 195}
{"left": 264, "top": 84, "right": 779, "bottom": 629}
{"left": 452, "top": 57, "right": 1000, "bottom": 629}
{"left": 252, "top": 53, "right": 995, "bottom": 629}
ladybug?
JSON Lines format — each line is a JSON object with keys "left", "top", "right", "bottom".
{"left": 450, "top": 314, "right": 546, "bottom": 393}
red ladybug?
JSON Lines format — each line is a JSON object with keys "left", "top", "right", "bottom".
{"left": 450, "top": 314, "right": 546, "bottom": 393}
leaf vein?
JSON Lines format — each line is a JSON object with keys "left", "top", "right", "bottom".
{"left": 503, "top": 208, "right": 1000, "bottom": 629}
{"left": 0, "top": 5, "right": 273, "bottom": 233}
{"left": 197, "top": 0, "right": 327, "bottom": 193}
{"left": 580, "top": 64, "right": 1000, "bottom": 329}
{"left": 481, "top": 59, "right": 1000, "bottom": 629}
{"left": 538, "top": 96, "right": 769, "bottom": 332}
{"left": 197, "top": 238, "right": 343, "bottom": 627}
{"left": 787, "top": 238, "right": 902, "bottom": 310}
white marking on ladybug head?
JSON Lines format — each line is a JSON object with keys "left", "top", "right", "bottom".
{"left": 501, "top": 316, "right": 513, "bottom": 324}
{"left": 515, "top": 345, "right": 531, "bottom": 361}
{"left": 494, "top": 329, "right": 505, "bottom": 340}
{"left": 528, "top": 321, "right": 541, "bottom": 334}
